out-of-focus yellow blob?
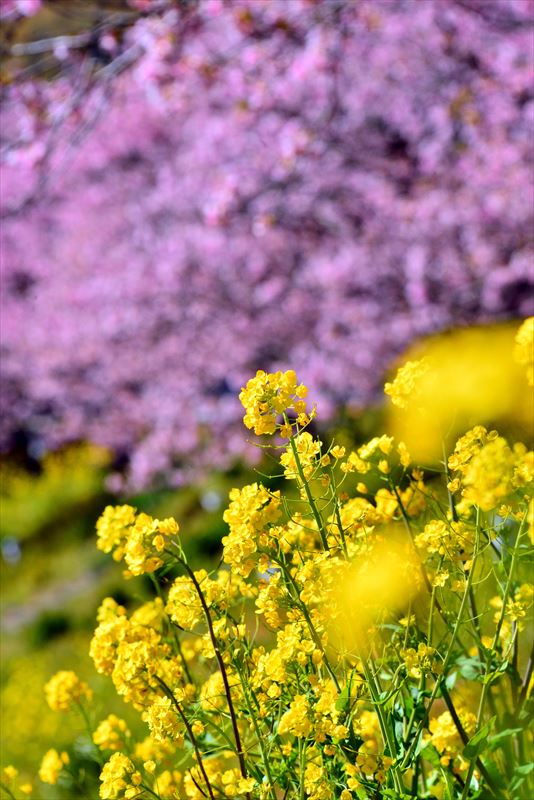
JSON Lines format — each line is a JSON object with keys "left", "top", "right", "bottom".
{"left": 330, "top": 536, "right": 422, "bottom": 654}
{"left": 384, "top": 323, "right": 531, "bottom": 463}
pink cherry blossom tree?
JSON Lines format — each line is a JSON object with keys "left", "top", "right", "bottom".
{"left": 1, "top": 0, "right": 532, "bottom": 489}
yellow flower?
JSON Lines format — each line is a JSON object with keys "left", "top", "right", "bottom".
{"left": 331, "top": 445, "right": 346, "bottom": 459}
{"left": 200, "top": 670, "right": 241, "bottom": 712}
{"left": 44, "top": 670, "right": 92, "bottom": 711}
{"left": 415, "top": 519, "right": 473, "bottom": 556}
{"left": 385, "top": 324, "right": 529, "bottom": 462}
{"left": 462, "top": 437, "right": 517, "bottom": 511}
{"left": 427, "top": 710, "right": 476, "bottom": 767}
{"left": 402, "top": 644, "right": 437, "bottom": 678}
{"left": 39, "top": 749, "right": 69, "bottom": 785}
{"left": 278, "top": 694, "right": 312, "bottom": 737}
{"left": 330, "top": 538, "right": 422, "bottom": 651}
{"left": 93, "top": 715, "right": 131, "bottom": 751}
{"left": 166, "top": 574, "right": 204, "bottom": 630}
{"left": 239, "top": 369, "right": 311, "bottom": 435}
{"left": 3, "top": 766, "right": 18, "bottom": 782}
{"left": 384, "top": 358, "right": 430, "bottom": 408}
{"left": 144, "top": 696, "right": 185, "bottom": 744}
{"left": 156, "top": 770, "right": 183, "bottom": 799}
{"left": 222, "top": 483, "right": 281, "bottom": 576}
{"left": 514, "top": 317, "right": 534, "bottom": 386}
{"left": 96, "top": 504, "right": 137, "bottom": 559}
{"left": 99, "top": 753, "right": 142, "bottom": 800}
{"left": 280, "top": 431, "right": 321, "bottom": 480}
{"left": 96, "top": 505, "right": 179, "bottom": 577}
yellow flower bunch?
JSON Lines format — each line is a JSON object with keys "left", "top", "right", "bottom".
{"left": 448, "top": 427, "right": 533, "bottom": 514}
{"left": 385, "top": 323, "right": 531, "bottom": 461}
{"left": 3, "top": 765, "right": 32, "bottom": 796}
{"left": 514, "top": 316, "right": 534, "bottom": 386}
{"left": 415, "top": 519, "right": 474, "bottom": 557}
{"left": 44, "top": 670, "right": 93, "bottom": 712}
{"left": 221, "top": 483, "right": 281, "bottom": 576}
{"left": 99, "top": 753, "right": 142, "bottom": 800}
{"left": 384, "top": 358, "right": 430, "bottom": 409}
{"left": 93, "top": 715, "right": 131, "bottom": 752}
{"left": 96, "top": 505, "right": 179, "bottom": 577}
{"left": 26, "top": 325, "right": 534, "bottom": 800}
{"left": 239, "top": 369, "right": 311, "bottom": 435}
{"left": 427, "top": 709, "right": 477, "bottom": 769}
{"left": 144, "top": 696, "right": 185, "bottom": 744}
{"left": 38, "top": 749, "right": 69, "bottom": 785}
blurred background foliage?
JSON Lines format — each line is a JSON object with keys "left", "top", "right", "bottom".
{"left": 0, "top": 436, "right": 294, "bottom": 779}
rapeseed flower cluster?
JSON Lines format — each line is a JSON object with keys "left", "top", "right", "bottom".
{"left": 99, "top": 753, "right": 142, "bottom": 799}
{"left": 38, "top": 750, "right": 69, "bottom": 786}
{"left": 514, "top": 316, "right": 534, "bottom": 386}
{"left": 384, "top": 358, "right": 430, "bottom": 409}
{"left": 240, "top": 369, "right": 312, "bottom": 435}
{"left": 2, "top": 765, "right": 32, "bottom": 796}
{"left": 96, "top": 505, "right": 179, "bottom": 577}
{"left": 44, "top": 670, "right": 93, "bottom": 711}
{"left": 11, "top": 323, "right": 533, "bottom": 800}
{"left": 93, "top": 715, "right": 131, "bottom": 752}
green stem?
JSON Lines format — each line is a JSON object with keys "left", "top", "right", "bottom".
{"left": 181, "top": 562, "right": 250, "bottom": 793}
{"left": 442, "top": 440, "right": 458, "bottom": 523}
{"left": 327, "top": 463, "right": 349, "bottom": 557}
{"left": 233, "top": 661, "right": 278, "bottom": 800}
{"left": 391, "top": 483, "right": 450, "bottom": 629}
{"left": 518, "top": 640, "right": 534, "bottom": 707}
{"left": 0, "top": 783, "right": 18, "bottom": 800}
{"left": 141, "top": 782, "right": 162, "bottom": 800}
{"left": 359, "top": 651, "right": 404, "bottom": 795}
{"left": 298, "top": 738, "right": 305, "bottom": 800}
{"left": 401, "top": 510, "right": 481, "bottom": 771}
{"left": 76, "top": 700, "right": 104, "bottom": 767}
{"left": 277, "top": 557, "right": 340, "bottom": 691}
{"left": 149, "top": 572, "right": 194, "bottom": 684}
{"left": 286, "top": 418, "right": 330, "bottom": 551}
{"left": 155, "top": 676, "right": 215, "bottom": 800}
{"left": 462, "top": 513, "right": 527, "bottom": 798}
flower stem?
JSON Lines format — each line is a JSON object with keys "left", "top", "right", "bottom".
{"left": 181, "top": 561, "right": 250, "bottom": 795}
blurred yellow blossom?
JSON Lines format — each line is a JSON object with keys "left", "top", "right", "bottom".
{"left": 331, "top": 537, "right": 422, "bottom": 651}
{"left": 384, "top": 358, "right": 430, "bottom": 408}
{"left": 427, "top": 710, "right": 476, "bottom": 768}
{"left": 514, "top": 316, "right": 534, "bottom": 386}
{"left": 39, "top": 749, "right": 69, "bottom": 785}
{"left": 385, "top": 323, "right": 530, "bottom": 461}
{"left": 93, "top": 715, "right": 131, "bottom": 752}
{"left": 44, "top": 670, "right": 92, "bottom": 712}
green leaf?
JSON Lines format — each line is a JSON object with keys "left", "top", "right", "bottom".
{"left": 457, "top": 655, "right": 483, "bottom": 681}
{"left": 420, "top": 742, "right": 442, "bottom": 767}
{"left": 463, "top": 716, "right": 496, "bottom": 759}
{"left": 335, "top": 679, "right": 352, "bottom": 712}
{"left": 445, "top": 670, "right": 457, "bottom": 691}
{"left": 512, "top": 763, "right": 534, "bottom": 778}
{"left": 509, "top": 761, "right": 534, "bottom": 795}
{"left": 479, "top": 758, "right": 507, "bottom": 791}
{"left": 487, "top": 727, "right": 523, "bottom": 752}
